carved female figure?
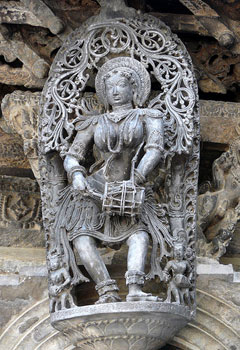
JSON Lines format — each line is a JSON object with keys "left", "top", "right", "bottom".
{"left": 56, "top": 57, "right": 171, "bottom": 303}
{"left": 48, "top": 251, "right": 75, "bottom": 311}
{"left": 163, "top": 242, "right": 192, "bottom": 304}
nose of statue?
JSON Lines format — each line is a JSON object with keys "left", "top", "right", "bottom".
{"left": 112, "top": 86, "right": 119, "bottom": 94}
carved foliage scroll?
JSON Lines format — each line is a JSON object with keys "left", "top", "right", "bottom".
{"left": 40, "top": 15, "right": 198, "bottom": 157}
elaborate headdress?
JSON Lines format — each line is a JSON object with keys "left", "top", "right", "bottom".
{"left": 95, "top": 57, "right": 151, "bottom": 108}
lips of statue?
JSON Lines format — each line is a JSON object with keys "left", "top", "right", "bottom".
{"left": 105, "top": 72, "right": 133, "bottom": 108}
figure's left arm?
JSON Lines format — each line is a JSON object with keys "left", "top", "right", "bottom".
{"left": 136, "top": 110, "right": 164, "bottom": 182}
{"left": 59, "top": 268, "right": 71, "bottom": 291}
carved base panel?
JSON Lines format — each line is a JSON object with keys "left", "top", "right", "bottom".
{"left": 51, "top": 302, "right": 193, "bottom": 350}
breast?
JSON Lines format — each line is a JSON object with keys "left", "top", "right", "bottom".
{"left": 94, "top": 112, "right": 144, "bottom": 153}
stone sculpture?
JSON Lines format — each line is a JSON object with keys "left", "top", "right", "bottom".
{"left": 198, "top": 137, "right": 240, "bottom": 259}
{"left": 39, "top": 1, "right": 199, "bottom": 349}
{"left": 163, "top": 240, "right": 193, "bottom": 305}
{"left": 48, "top": 249, "right": 75, "bottom": 312}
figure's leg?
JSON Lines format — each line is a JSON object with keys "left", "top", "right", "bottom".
{"left": 126, "top": 231, "right": 158, "bottom": 301}
{"left": 183, "top": 288, "right": 191, "bottom": 305}
{"left": 74, "top": 235, "right": 109, "bottom": 284}
{"left": 49, "top": 298, "right": 55, "bottom": 313}
{"left": 61, "top": 292, "right": 67, "bottom": 309}
{"left": 171, "top": 285, "right": 180, "bottom": 304}
{"left": 66, "top": 291, "right": 75, "bottom": 308}
{"left": 167, "top": 285, "right": 172, "bottom": 303}
{"left": 127, "top": 231, "right": 149, "bottom": 272}
{"left": 74, "top": 235, "right": 121, "bottom": 303}
{"left": 56, "top": 298, "right": 61, "bottom": 311}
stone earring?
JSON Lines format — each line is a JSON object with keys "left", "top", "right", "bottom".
{"left": 133, "top": 90, "right": 138, "bottom": 108}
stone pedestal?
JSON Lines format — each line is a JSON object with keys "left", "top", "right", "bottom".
{"left": 51, "top": 302, "right": 193, "bottom": 350}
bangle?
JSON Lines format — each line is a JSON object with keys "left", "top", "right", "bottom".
{"left": 68, "top": 165, "right": 87, "bottom": 183}
{"left": 134, "top": 169, "right": 146, "bottom": 184}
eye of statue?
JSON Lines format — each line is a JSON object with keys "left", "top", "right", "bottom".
{"left": 117, "top": 79, "right": 128, "bottom": 87}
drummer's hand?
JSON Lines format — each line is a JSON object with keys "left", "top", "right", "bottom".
{"left": 72, "top": 172, "right": 87, "bottom": 192}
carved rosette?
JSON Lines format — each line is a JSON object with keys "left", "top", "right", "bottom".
{"left": 39, "top": 4, "right": 199, "bottom": 349}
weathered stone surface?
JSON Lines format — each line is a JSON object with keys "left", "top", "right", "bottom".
{"left": 0, "top": 1, "right": 43, "bottom": 26}
{"left": 196, "top": 257, "right": 234, "bottom": 280}
{"left": 20, "top": 0, "right": 65, "bottom": 35}
{"left": 0, "top": 29, "right": 50, "bottom": 80}
{"left": 197, "top": 135, "right": 240, "bottom": 261}
{"left": 151, "top": 12, "right": 209, "bottom": 36}
{"left": 0, "top": 62, "right": 45, "bottom": 88}
{"left": 0, "top": 247, "right": 47, "bottom": 333}
{"left": 44, "top": 0, "right": 100, "bottom": 30}
{"left": 0, "top": 0, "right": 63, "bottom": 34}
{"left": 0, "top": 175, "right": 43, "bottom": 247}
{"left": 0, "top": 247, "right": 46, "bottom": 274}
{"left": 1, "top": 90, "right": 41, "bottom": 181}
{"left": 0, "top": 128, "right": 29, "bottom": 171}
{"left": 173, "top": 268, "right": 240, "bottom": 350}
{"left": 179, "top": 0, "right": 236, "bottom": 48}
{"left": 187, "top": 39, "right": 240, "bottom": 94}
{"left": 200, "top": 100, "right": 240, "bottom": 144}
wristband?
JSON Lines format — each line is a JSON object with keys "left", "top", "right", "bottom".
{"left": 68, "top": 165, "right": 87, "bottom": 183}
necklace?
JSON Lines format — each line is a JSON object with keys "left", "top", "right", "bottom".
{"left": 107, "top": 110, "right": 128, "bottom": 123}
{"left": 105, "top": 110, "right": 136, "bottom": 153}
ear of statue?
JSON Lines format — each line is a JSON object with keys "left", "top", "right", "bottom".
{"left": 133, "top": 89, "right": 138, "bottom": 108}
{"left": 102, "top": 85, "right": 109, "bottom": 111}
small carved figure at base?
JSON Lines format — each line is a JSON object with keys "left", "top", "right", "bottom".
{"left": 163, "top": 242, "right": 192, "bottom": 305}
{"left": 211, "top": 228, "right": 233, "bottom": 259}
{"left": 48, "top": 250, "right": 76, "bottom": 312}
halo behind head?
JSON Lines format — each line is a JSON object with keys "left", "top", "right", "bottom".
{"left": 95, "top": 57, "right": 151, "bottom": 107}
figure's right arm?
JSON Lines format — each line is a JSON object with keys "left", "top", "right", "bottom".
{"left": 63, "top": 125, "right": 94, "bottom": 191}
